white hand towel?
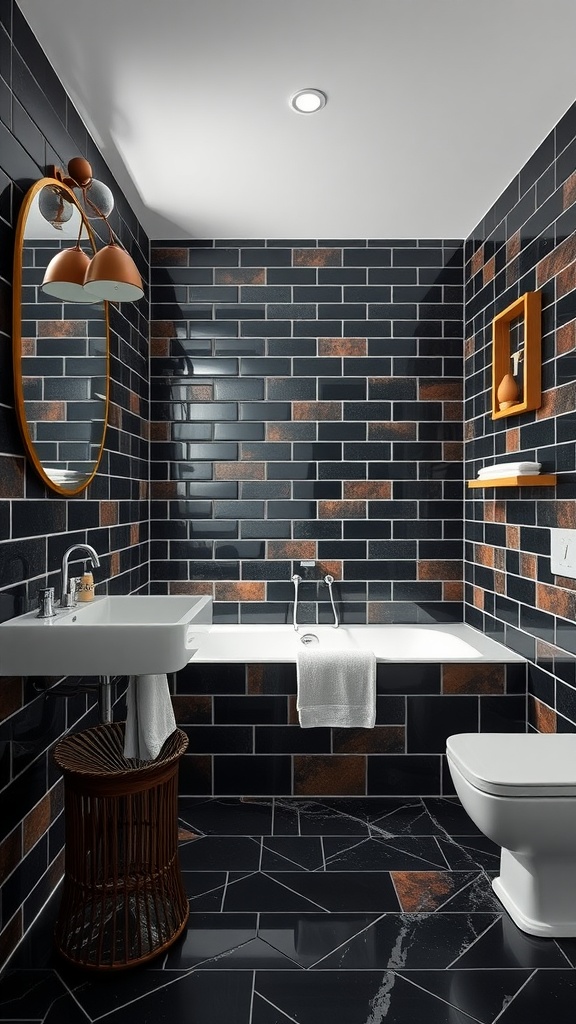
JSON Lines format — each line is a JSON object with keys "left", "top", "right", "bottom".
{"left": 123, "top": 674, "right": 177, "bottom": 761}
{"left": 296, "top": 648, "right": 376, "bottom": 729}
{"left": 478, "top": 461, "right": 540, "bottom": 478}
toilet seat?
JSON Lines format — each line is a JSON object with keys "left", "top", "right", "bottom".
{"left": 446, "top": 733, "right": 576, "bottom": 797}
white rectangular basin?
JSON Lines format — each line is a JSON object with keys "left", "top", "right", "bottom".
{"left": 0, "top": 595, "right": 212, "bottom": 677}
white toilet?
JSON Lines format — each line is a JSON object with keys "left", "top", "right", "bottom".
{"left": 446, "top": 732, "right": 576, "bottom": 937}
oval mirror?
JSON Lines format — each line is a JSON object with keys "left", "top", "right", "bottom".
{"left": 12, "top": 177, "right": 109, "bottom": 495}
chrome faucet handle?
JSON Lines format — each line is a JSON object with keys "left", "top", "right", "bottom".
{"left": 324, "top": 574, "right": 334, "bottom": 585}
{"left": 60, "top": 576, "right": 78, "bottom": 608}
{"left": 37, "top": 587, "right": 56, "bottom": 619}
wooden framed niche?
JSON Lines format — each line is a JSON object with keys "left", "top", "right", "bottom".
{"left": 491, "top": 291, "right": 541, "bottom": 419}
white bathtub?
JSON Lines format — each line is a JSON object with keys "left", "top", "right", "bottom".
{"left": 187, "top": 623, "right": 525, "bottom": 664}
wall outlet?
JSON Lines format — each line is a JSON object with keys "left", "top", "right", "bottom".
{"left": 550, "top": 528, "right": 576, "bottom": 578}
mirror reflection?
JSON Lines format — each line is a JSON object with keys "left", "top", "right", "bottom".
{"left": 14, "top": 179, "right": 109, "bottom": 494}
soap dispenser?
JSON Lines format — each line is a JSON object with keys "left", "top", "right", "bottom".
{"left": 77, "top": 561, "right": 95, "bottom": 602}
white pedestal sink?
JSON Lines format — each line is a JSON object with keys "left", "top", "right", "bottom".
{"left": 0, "top": 594, "right": 212, "bottom": 676}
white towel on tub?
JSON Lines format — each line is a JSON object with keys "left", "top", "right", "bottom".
{"left": 296, "top": 648, "right": 376, "bottom": 729}
{"left": 123, "top": 674, "right": 177, "bottom": 760}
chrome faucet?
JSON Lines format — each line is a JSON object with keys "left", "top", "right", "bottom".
{"left": 291, "top": 574, "right": 302, "bottom": 631}
{"left": 61, "top": 543, "right": 100, "bottom": 607}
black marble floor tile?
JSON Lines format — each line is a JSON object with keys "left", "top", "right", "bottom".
{"left": 438, "top": 833, "right": 501, "bottom": 870}
{"left": 258, "top": 913, "right": 382, "bottom": 968}
{"left": 90, "top": 970, "right": 254, "bottom": 1024}
{"left": 223, "top": 872, "right": 329, "bottom": 912}
{"left": 256, "top": 871, "right": 401, "bottom": 913}
{"left": 435, "top": 872, "right": 503, "bottom": 913}
{"left": 370, "top": 801, "right": 446, "bottom": 837}
{"left": 293, "top": 801, "right": 371, "bottom": 836}
{"left": 316, "top": 913, "right": 499, "bottom": 970}
{"left": 497, "top": 969, "right": 576, "bottom": 1022}
{"left": 69, "top": 969, "right": 190, "bottom": 1020}
{"left": 324, "top": 835, "right": 448, "bottom": 870}
{"left": 423, "top": 796, "right": 483, "bottom": 836}
{"left": 452, "top": 914, "right": 571, "bottom": 970}
{"left": 260, "top": 837, "right": 324, "bottom": 871}
{"left": 253, "top": 970, "right": 482, "bottom": 1024}
{"left": 178, "top": 835, "right": 261, "bottom": 871}
{"left": 0, "top": 971, "right": 70, "bottom": 1020}
{"left": 399, "top": 969, "right": 533, "bottom": 1024}
{"left": 319, "top": 797, "right": 424, "bottom": 824}
{"left": 163, "top": 912, "right": 262, "bottom": 969}
{"left": 271, "top": 799, "right": 301, "bottom": 835}
{"left": 180, "top": 796, "right": 273, "bottom": 834}
{"left": 557, "top": 937, "right": 576, "bottom": 967}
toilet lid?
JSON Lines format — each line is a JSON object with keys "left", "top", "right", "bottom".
{"left": 446, "top": 733, "right": 576, "bottom": 797}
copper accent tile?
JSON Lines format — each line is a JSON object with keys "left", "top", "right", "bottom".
{"left": 333, "top": 726, "right": 404, "bottom": 754}
{"left": 151, "top": 320, "right": 178, "bottom": 338}
{"left": 151, "top": 247, "right": 188, "bottom": 266}
{"left": 25, "top": 401, "right": 65, "bottom": 421}
{"left": 151, "top": 338, "right": 170, "bottom": 357}
{"left": 443, "top": 442, "right": 462, "bottom": 462}
{"left": 530, "top": 696, "right": 557, "bottom": 734}
{"left": 293, "top": 755, "right": 365, "bottom": 796}
{"left": 392, "top": 870, "right": 456, "bottom": 912}
{"left": 507, "top": 525, "right": 520, "bottom": 549}
{"left": 537, "top": 233, "right": 576, "bottom": 286}
{"left": 216, "top": 267, "right": 265, "bottom": 284}
{"left": 556, "top": 501, "right": 576, "bottom": 529}
{"left": 151, "top": 422, "right": 170, "bottom": 441}
{"left": 443, "top": 581, "right": 463, "bottom": 602}
{"left": 130, "top": 391, "right": 140, "bottom": 414}
{"left": 506, "top": 258, "right": 519, "bottom": 288}
{"left": 472, "top": 587, "right": 484, "bottom": 610}
{"left": 368, "top": 603, "right": 392, "bottom": 623}
{"left": 470, "top": 246, "right": 484, "bottom": 275}
{"left": 288, "top": 695, "right": 298, "bottom": 724}
{"left": 0, "top": 828, "right": 22, "bottom": 882}
{"left": 484, "top": 500, "right": 496, "bottom": 523}
{"left": 319, "top": 337, "right": 367, "bottom": 356}
{"left": 563, "top": 170, "right": 576, "bottom": 210}
{"left": 172, "top": 694, "right": 212, "bottom": 723}
{"left": 537, "top": 583, "right": 576, "bottom": 619}
{"left": 39, "top": 320, "right": 86, "bottom": 337}
{"left": 493, "top": 548, "right": 505, "bottom": 573}
{"left": 215, "top": 462, "right": 265, "bottom": 480}
{"left": 494, "top": 571, "right": 506, "bottom": 595}
{"left": 464, "top": 336, "right": 474, "bottom": 359}
{"left": 184, "top": 384, "right": 213, "bottom": 402}
{"left": 293, "top": 248, "right": 342, "bottom": 267}
{"left": 100, "top": 501, "right": 118, "bottom": 526}
{"left": 150, "top": 481, "right": 187, "bottom": 499}
{"left": 464, "top": 421, "right": 474, "bottom": 441}
{"left": 521, "top": 552, "right": 537, "bottom": 579}
{"left": 50, "top": 779, "right": 64, "bottom": 820}
{"left": 537, "top": 383, "right": 576, "bottom": 419}
{"left": 215, "top": 581, "right": 266, "bottom": 602}
{"left": 507, "top": 230, "right": 521, "bottom": 263}
{"left": 483, "top": 255, "right": 496, "bottom": 284}
{"left": 443, "top": 664, "right": 505, "bottom": 695}
{"left": 178, "top": 827, "right": 201, "bottom": 842}
{"left": 369, "top": 421, "right": 416, "bottom": 440}
{"left": 344, "top": 481, "right": 391, "bottom": 500}
{"left": 108, "top": 404, "right": 120, "bottom": 428}
{"left": 494, "top": 501, "right": 506, "bottom": 523}
{"left": 293, "top": 401, "right": 342, "bottom": 420}
{"left": 419, "top": 381, "right": 463, "bottom": 402}
{"left": 319, "top": 499, "right": 366, "bottom": 519}
{"left": 140, "top": 481, "right": 149, "bottom": 501}
{"left": 130, "top": 523, "right": 140, "bottom": 546}
{"left": 475, "top": 544, "right": 494, "bottom": 568}
{"left": 557, "top": 261, "right": 576, "bottom": 299}
{"left": 170, "top": 581, "right": 214, "bottom": 595}
{"left": 0, "top": 457, "right": 24, "bottom": 498}
{"left": 0, "top": 677, "right": 22, "bottom": 719}
{"left": 267, "top": 541, "right": 316, "bottom": 560}
{"left": 506, "top": 426, "right": 520, "bottom": 452}
{"left": 537, "top": 639, "right": 559, "bottom": 662}
{"left": 443, "top": 402, "right": 463, "bottom": 421}
{"left": 110, "top": 551, "right": 121, "bottom": 578}
{"left": 21, "top": 338, "right": 35, "bottom": 356}
{"left": 418, "top": 560, "right": 462, "bottom": 581}
{"left": 317, "top": 560, "right": 342, "bottom": 580}
{"left": 557, "top": 321, "right": 576, "bottom": 354}
{"left": 247, "top": 666, "right": 265, "bottom": 694}
{"left": 23, "top": 793, "right": 51, "bottom": 855}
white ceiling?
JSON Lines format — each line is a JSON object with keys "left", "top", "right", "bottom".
{"left": 18, "top": 0, "right": 576, "bottom": 240}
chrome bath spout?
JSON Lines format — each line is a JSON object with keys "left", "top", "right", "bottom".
{"left": 61, "top": 543, "right": 100, "bottom": 607}
{"left": 291, "top": 574, "right": 302, "bottom": 631}
{"left": 324, "top": 574, "right": 339, "bottom": 628}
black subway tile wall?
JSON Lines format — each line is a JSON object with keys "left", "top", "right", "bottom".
{"left": 0, "top": 2, "right": 149, "bottom": 967}
{"left": 174, "top": 660, "right": 525, "bottom": 798}
{"left": 150, "top": 239, "right": 464, "bottom": 624}
{"left": 464, "top": 99, "right": 576, "bottom": 736}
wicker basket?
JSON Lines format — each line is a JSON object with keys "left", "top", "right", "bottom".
{"left": 53, "top": 722, "right": 189, "bottom": 970}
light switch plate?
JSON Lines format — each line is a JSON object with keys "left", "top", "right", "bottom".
{"left": 550, "top": 528, "right": 576, "bottom": 578}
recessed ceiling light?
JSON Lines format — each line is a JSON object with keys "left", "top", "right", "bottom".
{"left": 290, "top": 89, "right": 327, "bottom": 114}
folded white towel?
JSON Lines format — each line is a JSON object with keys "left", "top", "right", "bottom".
{"left": 296, "top": 648, "right": 376, "bottom": 729}
{"left": 123, "top": 674, "right": 177, "bottom": 761}
{"left": 478, "top": 462, "right": 540, "bottom": 478}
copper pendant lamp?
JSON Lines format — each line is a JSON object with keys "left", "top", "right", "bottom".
{"left": 42, "top": 244, "right": 100, "bottom": 303}
{"left": 84, "top": 243, "right": 144, "bottom": 301}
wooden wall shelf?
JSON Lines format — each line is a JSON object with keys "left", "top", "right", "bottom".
{"left": 468, "top": 475, "right": 557, "bottom": 489}
{"left": 491, "top": 291, "right": 541, "bottom": 419}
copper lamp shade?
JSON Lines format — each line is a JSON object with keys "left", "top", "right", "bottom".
{"left": 83, "top": 243, "right": 144, "bottom": 301}
{"left": 42, "top": 246, "right": 100, "bottom": 303}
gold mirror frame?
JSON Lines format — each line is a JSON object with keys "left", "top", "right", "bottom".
{"left": 12, "top": 177, "right": 110, "bottom": 496}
